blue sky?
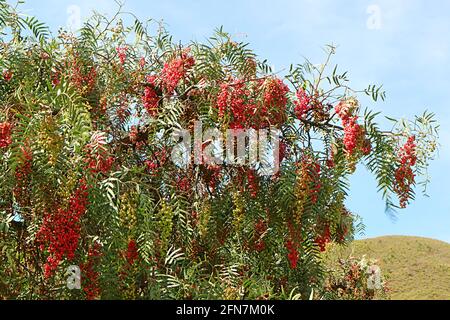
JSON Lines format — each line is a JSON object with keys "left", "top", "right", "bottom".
{"left": 13, "top": 0, "right": 450, "bottom": 242}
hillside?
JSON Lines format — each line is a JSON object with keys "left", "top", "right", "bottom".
{"left": 326, "top": 236, "right": 450, "bottom": 300}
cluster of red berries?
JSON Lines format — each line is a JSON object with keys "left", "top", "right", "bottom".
{"left": 252, "top": 219, "right": 267, "bottom": 252}
{"left": 285, "top": 239, "right": 299, "bottom": 269}
{"left": 125, "top": 239, "right": 139, "bottom": 265}
{"left": 81, "top": 242, "right": 102, "bottom": 300}
{"left": 277, "top": 140, "right": 287, "bottom": 164}
{"left": 37, "top": 182, "right": 89, "bottom": 278}
{"left": 343, "top": 117, "right": 370, "bottom": 156}
{"left": 177, "top": 175, "right": 192, "bottom": 194}
{"left": 139, "top": 57, "right": 146, "bottom": 69}
{"left": 326, "top": 147, "right": 336, "bottom": 169}
{"left": 0, "top": 122, "right": 12, "bottom": 148}
{"left": 216, "top": 79, "right": 252, "bottom": 129}
{"left": 3, "top": 70, "right": 13, "bottom": 82}
{"left": 129, "top": 125, "right": 139, "bottom": 144}
{"left": 140, "top": 50, "right": 194, "bottom": 115}
{"left": 315, "top": 225, "right": 331, "bottom": 252}
{"left": 335, "top": 100, "right": 371, "bottom": 157}
{"left": 335, "top": 99, "right": 355, "bottom": 120}
{"left": 202, "top": 165, "right": 222, "bottom": 193}
{"left": 247, "top": 169, "right": 259, "bottom": 198}
{"left": 115, "top": 93, "right": 131, "bottom": 123}
{"left": 160, "top": 51, "right": 195, "bottom": 94}
{"left": 294, "top": 88, "right": 312, "bottom": 120}
{"left": 116, "top": 46, "right": 128, "bottom": 65}
{"left": 51, "top": 70, "right": 61, "bottom": 87}
{"left": 70, "top": 56, "right": 97, "bottom": 93}
{"left": 394, "top": 136, "right": 417, "bottom": 208}
{"left": 216, "top": 77, "right": 289, "bottom": 129}
{"left": 85, "top": 151, "right": 114, "bottom": 174}
{"left": 261, "top": 77, "right": 289, "bottom": 125}
{"left": 142, "top": 75, "right": 159, "bottom": 117}
{"left": 84, "top": 133, "right": 115, "bottom": 174}
{"left": 145, "top": 148, "right": 169, "bottom": 173}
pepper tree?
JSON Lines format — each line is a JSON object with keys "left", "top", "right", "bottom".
{"left": 0, "top": 1, "right": 438, "bottom": 299}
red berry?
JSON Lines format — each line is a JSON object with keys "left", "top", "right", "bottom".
{"left": 3, "top": 70, "right": 13, "bottom": 82}
{"left": 142, "top": 75, "right": 159, "bottom": 117}
{"left": 116, "top": 46, "right": 128, "bottom": 65}
{"left": 0, "top": 122, "right": 12, "bottom": 148}
{"left": 285, "top": 239, "right": 299, "bottom": 269}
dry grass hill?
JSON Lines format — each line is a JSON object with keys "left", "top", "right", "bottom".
{"left": 326, "top": 236, "right": 450, "bottom": 300}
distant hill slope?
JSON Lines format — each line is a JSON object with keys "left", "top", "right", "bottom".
{"left": 327, "top": 236, "right": 450, "bottom": 300}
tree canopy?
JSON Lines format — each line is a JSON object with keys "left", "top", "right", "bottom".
{"left": 0, "top": 1, "right": 439, "bottom": 299}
